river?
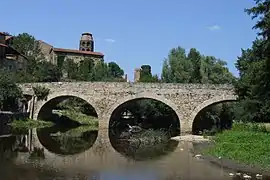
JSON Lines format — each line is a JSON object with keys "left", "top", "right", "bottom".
{"left": 0, "top": 125, "right": 267, "bottom": 180}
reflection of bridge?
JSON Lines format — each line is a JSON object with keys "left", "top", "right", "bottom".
{"left": 14, "top": 129, "right": 186, "bottom": 173}
{"left": 13, "top": 130, "right": 229, "bottom": 179}
{"left": 19, "top": 82, "right": 237, "bottom": 137}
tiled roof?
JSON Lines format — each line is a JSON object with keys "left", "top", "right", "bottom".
{"left": 53, "top": 47, "right": 104, "bottom": 57}
{"left": 0, "top": 43, "right": 8, "bottom": 47}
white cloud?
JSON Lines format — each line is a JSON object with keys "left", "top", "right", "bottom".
{"left": 104, "top": 38, "right": 116, "bottom": 43}
{"left": 208, "top": 25, "right": 221, "bottom": 31}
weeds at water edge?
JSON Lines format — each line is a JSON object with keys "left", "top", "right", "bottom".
{"left": 205, "top": 123, "right": 270, "bottom": 169}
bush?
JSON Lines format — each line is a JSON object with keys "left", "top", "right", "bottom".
{"left": 231, "top": 122, "right": 268, "bottom": 133}
{"left": 32, "top": 86, "right": 50, "bottom": 101}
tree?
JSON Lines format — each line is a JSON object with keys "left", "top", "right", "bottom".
{"left": 11, "top": 33, "right": 43, "bottom": 59}
{"left": 234, "top": 0, "right": 270, "bottom": 122}
{"left": 78, "top": 58, "right": 95, "bottom": 81}
{"left": 187, "top": 48, "right": 202, "bottom": 83}
{"left": 161, "top": 47, "right": 192, "bottom": 83}
{"left": 139, "top": 65, "right": 159, "bottom": 82}
{"left": 107, "top": 62, "right": 124, "bottom": 78}
{"left": 10, "top": 32, "right": 62, "bottom": 83}
{"left": 0, "top": 69, "right": 22, "bottom": 111}
{"left": 33, "top": 61, "right": 62, "bottom": 82}
{"left": 93, "top": 61, "right": 108, "bottom": 81}
{"left": 64, "top": 58, "right": 79, "bottom": 80}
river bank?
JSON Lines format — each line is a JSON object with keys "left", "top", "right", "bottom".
{"left": 9, "top": 109, "right": 99, "bottom": 130}
{"left": 186, "top": 123, "right": 270, "bottom": 177}
{"left": 53, "top": 109, "right": 98, "bottom": 129}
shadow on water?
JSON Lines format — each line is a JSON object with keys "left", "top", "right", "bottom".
{"left": 36, "top": 125, "right": 98, "bottom": 155}
{"left": 0, "top": 163, "right": 100, "bottom": 180}
{"left": 110, "top": 133, "right": 179, "bottom": 161}
{"left": 109, "top": 129, "right": 179, "bottom": 161}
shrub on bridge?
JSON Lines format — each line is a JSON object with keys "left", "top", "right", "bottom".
{"left": 33, "top": 86, "right": 50, "bottom": 101}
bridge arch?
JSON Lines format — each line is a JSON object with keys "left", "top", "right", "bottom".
{"left": 188, "top": 95, "right": 237, "bottom": 133}
{"left": 104, "top": 92, "right": 183, "bottom": 135}
{"left": 33, "top": 91, "right": 100, "bottom": 120}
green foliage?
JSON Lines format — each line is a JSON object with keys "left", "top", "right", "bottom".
{"left": 127, "top": 99, "right": 175, "bottom": 119}
{"left": 63, "top": 58, "right": 79, "bottom": 79}
{"left": 57, "top": 55, "right": 66, "bottom": 70}
{"left": 10, "top": 118, "right": 54, "bottom": 130}
{"left": 205, "top": 123, "right": 270, "bottom": 169}
{"left": 107, "top": 62, "right": 124, "bottom": 78}
{"left": 161, "top": 46, "right": 235, "bottom": 84}
{"left": 55, "top": 109, "right": 98, "bottom": 127}
{"left": 34, "top": 61, "right": 62, "bottom": 82}
{"left": 139, "top": 65, "right": 159, "bottom": 82}
{"left": 9, "top": 33, "right": 62, "bottom": 83}
{"left": 57, "top": 97, "right": 97, "bottom": 116}
{"left": 11, "top": 33, "right": 43, "bottom": 59}
{"left": 77, "top": 57, "right": 95, "bottom": 80}
{"left": 61, "top": 58, "right": 125, "bottom": 82}
{"left": 234, "top": 0, "right": 270, "bottom": 123}
{"left": 0, "top": 69, "right": 22, "bottom": 111}
{"left": 32, "top": 86, "right": 50, "bottom": 101}
{"left": 231, "top": 122, "right": 268, "bottom": 133}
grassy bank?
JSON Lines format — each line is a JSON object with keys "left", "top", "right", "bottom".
{"left": 205, "top": 123, "right": 270, "bottom": 169}
{"left": 10, "top": 118, "right": 54, "bottom": 129}
{"left": 55, "top": 109, "right": 98, "bottom": 127}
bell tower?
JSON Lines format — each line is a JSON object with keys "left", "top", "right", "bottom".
{"left": 79, "top": 32, "right": 94, "bottom": 52}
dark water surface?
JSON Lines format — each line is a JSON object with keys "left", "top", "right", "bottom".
{"left": 0, "top": 126, "right": 267, "bottom": 180}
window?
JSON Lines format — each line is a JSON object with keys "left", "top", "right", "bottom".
{"left": 81, "top": 48, "right": 85, "bottom": 51}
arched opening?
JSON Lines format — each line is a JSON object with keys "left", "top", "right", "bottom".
{"left": 192, "top": 99, "right": 237, "bottom": 135}
{"left": 108, "top": 97, "right": 180, "bottom": 161}
{"left": 36, "top": 96, "right": 98, "bottom": 155}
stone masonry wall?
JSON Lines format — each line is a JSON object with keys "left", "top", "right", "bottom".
{"left": 53, "top": 52, "right": 103, "bottom": 64}
{"left": 19, "top": 82, "right": 237, "bottom": 135}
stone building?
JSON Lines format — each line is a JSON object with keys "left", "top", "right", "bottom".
{"left": 38, "top": 32, "right": 104, "bottom": 65}
{"left": 134, "top": 68, "right": 141, "bottom": 82}
{"left": 0, "top": 32, "right": 28, "bottom": 70}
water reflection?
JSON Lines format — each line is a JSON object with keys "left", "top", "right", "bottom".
{"left": 0, "top": 127, "right": 269, "bottom": 180}
{"left": 110, "top": 135, "right": 179, "bottom": 161}
{"left": 37, "top": 125, "right": 98, "bottom": 155}
{"left": 0, "top": 136, "right": 18, "bottom": 161}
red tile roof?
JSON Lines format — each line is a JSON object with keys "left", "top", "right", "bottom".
{"left": 0, "top": 43, "right": 8, "bottom": 47}
{"left": 53, "top": 47, "right": 104, "bottom": 57}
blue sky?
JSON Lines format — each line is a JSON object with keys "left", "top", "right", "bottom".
{"left": 2, "top": 0, "right": 257, "bottom": 81}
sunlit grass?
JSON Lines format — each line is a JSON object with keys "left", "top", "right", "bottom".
{"left": 55, "top": 109, "right": 98, "bottom": 126}
{"left": 205, "top": 123, "right": 270, "bottom": 169}
{"left": 9, "top": 118, "right": 54, "bottom": 130}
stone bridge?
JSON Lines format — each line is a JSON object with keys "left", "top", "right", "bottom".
{"left": 19, "top": 82, "right": 237, "bottom": 136}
